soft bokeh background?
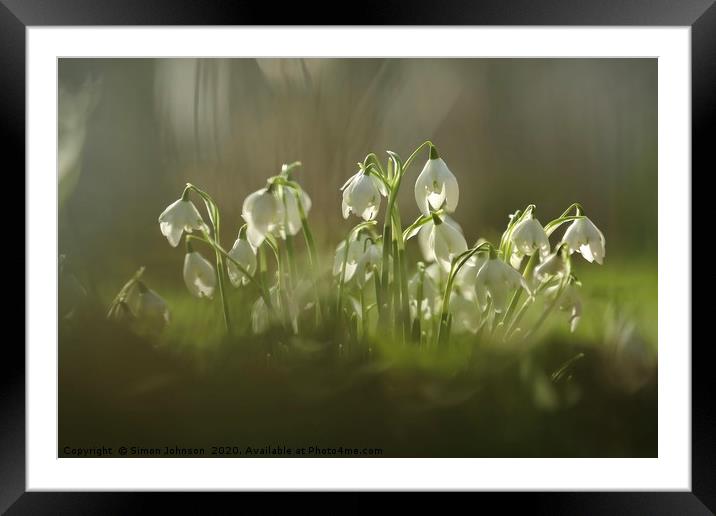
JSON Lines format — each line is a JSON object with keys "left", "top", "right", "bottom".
{"left": 59, "top": 59, "right": 657, "bottom": 457}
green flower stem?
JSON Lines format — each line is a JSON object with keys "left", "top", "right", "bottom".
{"left": 401, "top": 140, "right": 433, "bottom": 174}
{"left": 544, "top": 214, "right": 585, "bottom": 236}
{"left": 522, "top": 278, "right": 568, "bottom": 341}
{"left": 284, "top": 234, "right": 297, "bottom": 289}
{"left": 106, "top": 266, "right": 146, "bottom": 319}
{"left": 295, "top": 192, "right": 323, "bottom": 325}
{"left": 258, "top": 243, "right": 269, "bottom": 290}
{"left": 360, "top": 287, "right": 368, "bottom": 341}
{"left": 391, "top": 239, "right": 402, "bottom": 341}
{"left": 336, "top": 233, "right": 351, "bottom": 324}
{"left": 280, "top": 192, "right": 298, "bottom": 289}
{"left": 413, "top": 263, "right": 425, "bottom": 344}
{"left": 363, "top": 153, "right": 386, "bottom": 177}
{"left": 434, "top": 242, "right": 492, "bottom": 347}
{"left": 278, "top": 242, "right": 296, "bottom": 333}
{"left": 505, "top": 281, "right": 550, "bottom": 340}
{"left": 390, "top": 205, "right": 410, "bottom": 342}
{"left": 379, "top": 224, "right": 392, "bottom": 325}
{"left": 185, "top": 183, "right": 232, "bottom": 336}
{"left": 263, "top": 236, "right": 291, "bottom": 329}
{"left": 500, "top": 253, "right": 538, "bottom": 329}
{"left": 436, "top": 266, "right": 456, "bottom": 347}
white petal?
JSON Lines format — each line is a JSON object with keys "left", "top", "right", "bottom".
{"left": 414, "top": 164, "right": 433, "bottom": 216}
{"left": 227, "top": 239, "right": 257, "bottom": 287}
{"left": 361, "top": 203, "right": 379, "bottom": 221}
{"left": 160, "top": 221, "right": 184, "bottom": 248}
{"left": 340, "top": 173, "right": 358, "bottom": 191}
{"left": 371, "top": 175, "right": 388, "bottom": 197}
{"left": 579, "top": 244, "right": 595, "bottom": 263}
{"left": 341, "top": 198, "right": 351, "bottom": 219}
{"left": 417, "top": 224, "right": 434, "bottom": 262}
{"left": 246, "top": 224, "right": 267, "bottom": 249}
{"left": 183, "top": 252, "right": 216, "bottom": 299}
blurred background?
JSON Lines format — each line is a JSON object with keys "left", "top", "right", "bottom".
{"left": 59, "top": 58, "right": 656, "bottom": 278}
{"left": 58, "top": 58, "right": 657, "bottom": 457}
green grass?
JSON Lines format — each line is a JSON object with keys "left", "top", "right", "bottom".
{"left": 59, "top": 257, "right": 657, "bottom": 458}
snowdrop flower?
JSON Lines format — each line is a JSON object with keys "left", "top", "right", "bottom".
{"left": 414, "top": 146, "right": 459, "bottom": 216}
{"left": 158, "top": 197, "right": 209, "bottom": 248}
{"left": 545, "top": 283, "right": 582, "bottom": 333}
{"left": 408, "top": 267, "right": 440, "bottom": 329}
{"left": 533, "top": 247, "right": 568, "bottom": 284}
{"left": 426, "top": 214, "right": 468, "bottom": 272}
{"left": 242, "top": 187, "right": 285, "bottom": 248}
{"left": 454, "top": 253, "right": 488, "bottom": 297}
{"left": 183, "top": 249, "right": 216, "bottom": 298}
{"left": 560, "top": 285, "right": 582, "bottom": 333}
{"left": 417, "top": 215, "right": 462, "bottom": 263}
{"left": 475, "top": 258, "right": 530, "bottom": 313}
{"left": 449, "top": 292, "right": 481, "bottom": 334}
{"left": 562, "top": 216, "right": 605, "bottom": 264}
{"left": 424, "top": 262, "right": 447, "bottom": 287}
{"left": 227, "top": 234, "right": 257, "bottom": 287}
{"left": 409, "top": 267, "right": 440, "bottom": 302}
{"left": 251, "top": 286, "right": 283, "bottom": 334}
{"left": 341, "top": 168, "right": 387, "bottom": 221}
{"left": 355, "top": 242, "right": 383, "bottom": 288}
{"left": 128, "top": 282, "right": 171, "bottom": 336}
{"left": 333, "top": 234, "right": 370, "bottom": 283}
{"left": 510, "top": 215, "right": 550, "bottom": 265}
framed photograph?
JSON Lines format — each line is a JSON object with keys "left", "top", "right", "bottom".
{"left": 6, "top": 0, "right": 709, "bottom": 510}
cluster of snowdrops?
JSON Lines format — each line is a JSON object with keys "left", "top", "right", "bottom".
{"left": 109, "top": 141, "right": 605, "bottom": 346}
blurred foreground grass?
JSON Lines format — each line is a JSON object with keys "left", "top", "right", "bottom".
{"left": 59, "top": 258, "right": 656, "bottom": 457}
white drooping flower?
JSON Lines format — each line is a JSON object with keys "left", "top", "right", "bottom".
{"left": 426, "top": 215, "right": 468, "bottom": 272}
{"left": 227, "top": 236, "right": 257, "bottom": 287}
{"left": 158, "top": 198, "right": 210, "bottom": 247}
{"left": 114, "top": 280, "right": 170, "bottom": 336}
{"left": 127, "top": 283, "right": 171, "bottom": 336}
{"left": 424, "top": 262, "right": 447, "bottom": 288}
{"left": 417, "top": 215, "right": 462, "bottom": 263}
{"left": 562, "top": 216, "right": 605, "bottom": 265}
{"left": 281, "top": 188, "right": 312, "bottom": 237}
{"left": 545, "top": 283, "right": 582, "bottom": 333}
{"left": 454, "top": 253, "right": 488, "bottom": 299}
{"left": 474, "top": 258, "right": 530, "bottom": 313}
{"left": 242, "top": 187, "right": 285, "bottom": 248}
{"left": 333, "top": 234, "right": 370, "bottom": 283}
{"left": 252, "top": 286, "right": 279, "bottom": 334}
{"left": 449, "top": 292, "right": 481, "bottom": 334}
{"left": 341, "top": 169, "right": 387, "bottom": 221}
{"left": 183, "top": 250, "right": 216, "bottom": 299}
{"left": 355, "top": 242, "right": 383, "bottom": 288}
{"left": 533, "top": 249, "right": 568, "bottom": 284}
{"left": 414, "top": 149, "right": 459, "bottom": 215}
{"left": 510, "top": 215, "right": 550, "bottom": 267}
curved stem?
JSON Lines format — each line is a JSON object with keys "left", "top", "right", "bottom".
{"left": 544, "top": 214, "right": 585, "bottom": 237}
{"left": 185, "top": 184, "right": 232, "bottom": 335}
{"left": 401, "top": 140, "right": 433, "bottom": 175}
{"left": 505, "top": 281, "right": 550, "bottom": 340}
{"left": 500, "top": 253, "right": 538, "bottom": 328}
{"left": 434, "top": 242, "right": 492, "bottom": 346}
{"left": 522, "top": 279, "right": 567, "bottom": 341}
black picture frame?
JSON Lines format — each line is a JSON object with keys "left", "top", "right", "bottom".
{"left": 5, "top": 0, "right": 709, "bottom": 511}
